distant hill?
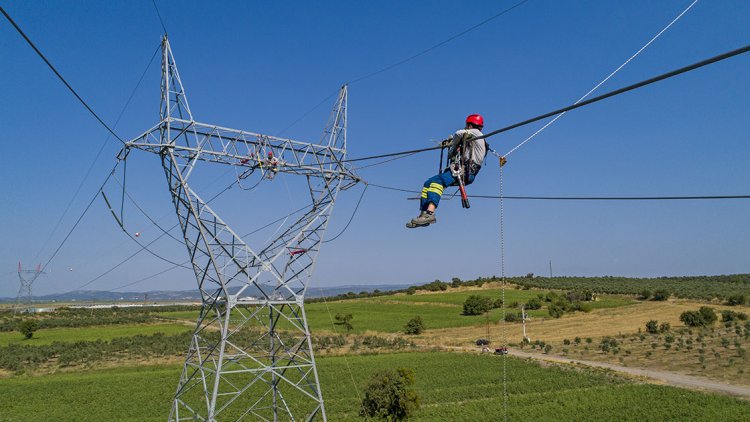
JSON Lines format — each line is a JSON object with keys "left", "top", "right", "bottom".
{"left": 0, "top": 284, "right": 410, "bottom": 303}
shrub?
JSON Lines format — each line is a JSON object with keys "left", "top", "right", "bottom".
{"left": 493, "top": 298, "right": 504, "bottom": 309}
{"left": 504, "top": 313, "right": 518, "bottom": 323}
{"left": 698, "top": 307, "right": 717, "bottom": 325}
{"left": 548, "top": 304, "right": 564, "bottom": 319}
{"left": 681, "top": 307, "right": 717, "bottom": 327}
{"left": 645, "top": 320, "right": 659, "bottom": 334}
{"left": 360, "top": 368, "right": 419, "bottom": 421}
{"left": 721, "top": 310, "right": 748, "bottom": 322}
{"left": 19, "top": 320, "right": 39, "bottom": 339}
{"left": 680, "top": 311, "right": 704, "bottom": 327}
{"left": 524, "top": 298, "right": 542, "bottom": 310}
{"left": 462, "top": 295, "right": 493, "bottom": 316}
{"left": 652, "top": 290, "right": 670, "bottom": 301}
{"left": 726, "top": 294, "right": 747, "bottom": 306}
{"left": 403, "top": 316, "right": 425, "bottom": 335}
{"left": 658, "top": 322, "right": 671, "bottom": 333}
{"left": 543, "top": 344, "right": 552, "bottom": 354}
{"left": 334, "top": 313, "right": 353, "bottom": 332}
{"left": 638, "top": 290, "right": 652, "bottom": 300}
{"left": 567, "top": 289, "right": 594, "bottom": 302}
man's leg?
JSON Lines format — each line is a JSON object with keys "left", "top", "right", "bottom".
{"left": 408, "top": 172, "right": 453, "bottom": 228}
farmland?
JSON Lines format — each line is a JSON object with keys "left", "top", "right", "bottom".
{"left": 1, "top": 282, "right": 749, "bottom": 420}
{"left": 2, "top": 352, "right": 749, "bottom": 421}
{"left": 0, "top": 323, "right": 191, "bottom": 346}
{"left": 508, "top": 274, "right": 750, "bottom": 301}
{"left": 157, "top": 286, "right": 634, "bottom": 333}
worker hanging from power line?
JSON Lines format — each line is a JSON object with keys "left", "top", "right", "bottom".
{"left": 406, "top": 114, "right": 489, "bottom": 228}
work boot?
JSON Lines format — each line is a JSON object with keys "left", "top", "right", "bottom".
{"left": 405, "top": 211, "right": 436, "bottom": 228}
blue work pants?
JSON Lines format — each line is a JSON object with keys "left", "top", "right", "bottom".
{"left": 420, "top": 170, "right": 475, "bottom": 211}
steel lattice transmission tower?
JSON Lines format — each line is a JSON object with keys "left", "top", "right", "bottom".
{"left": 15, "top": 261, "right": 43, "bottom": 314}
{"left": 125, "top": 36, "right": 359, "bottom": 421}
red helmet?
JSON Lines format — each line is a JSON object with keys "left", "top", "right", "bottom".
{"left": 466, "top": 114, "right": 484, "bottom": 128}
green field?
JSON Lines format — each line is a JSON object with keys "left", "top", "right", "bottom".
{"left": 156, "top": 288, "right": 635, "bottom": 334}
{"left": 0, "top": 323, "right": 191, "bottom": 346}
{"left": 1, "top": 352, "right": 748, "bottom": 421}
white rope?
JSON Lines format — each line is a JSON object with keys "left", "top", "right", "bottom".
{"left": 503, "top": 0, "right": 699, "bottom": 158}
{"left": 499, "top": 157, "right": 508, "bottom": 422}
{"left": 317, "top": 288, "right": 366, "bottom": 418}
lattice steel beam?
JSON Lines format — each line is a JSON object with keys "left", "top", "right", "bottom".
{"left": 14, "top": 262, "right": 42, "bottom": 314}
{"left": 124, "top": 36, "right": 357, "bottom": 421}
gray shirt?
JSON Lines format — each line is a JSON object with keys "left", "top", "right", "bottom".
{"left": 449, "top": 128, "right": 487, "bottom": 168}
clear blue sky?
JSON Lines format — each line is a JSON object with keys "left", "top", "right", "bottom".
{"left": 1, "top": 0, "right": 748, "bottom": 297}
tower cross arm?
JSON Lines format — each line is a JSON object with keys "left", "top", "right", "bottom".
{"left": 125, "top": 118, "right": 359, "bottom": 181}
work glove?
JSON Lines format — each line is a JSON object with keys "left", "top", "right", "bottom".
{"left": 499, "top": 156, "right": 508, "bottom": 167}
{"left": 439, "top": 138, "right": 452, "bottom": 148}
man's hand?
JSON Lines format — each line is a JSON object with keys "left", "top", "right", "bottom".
{"left": 439, "top": 138, "right": 452, "bottom": 148}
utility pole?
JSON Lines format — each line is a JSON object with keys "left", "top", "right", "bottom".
{"left": 521, "top": 305, "right": 529, "bottom": 343}
{"left": 14, "top": 262, "right": 43, "bottom": 314}
{"left": 123, "top": 36, "right": 358, "bottom": 421}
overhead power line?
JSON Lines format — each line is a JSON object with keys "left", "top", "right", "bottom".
{"left": 477, "top": 44, "right": 750, "bottom": 141}
{"left": 369, "top": 183, "right": 750, "bottom": 201}
{"left": 39, "top": 164, "right": 119, "bottom": 274}
{"left": 277, "top": 0, "right": 531, "bottom": 135}
{"left": 151, "top": 0, "right": 168, "bottom": 35}
{"left": 502, "top": 0, "right": 699, "bottom": 157}
{"left": 309, "top": 43, "right": 750, "bottom": 166}
{"left": 32, "top": 45, "right": 160, "bottom": 264}
{"left": 467, "top": 194, "right": 750, "bottom": 201}
{"left": 0, "top": 6, "right": 126, "bottom": 144}
{"left": 348, "top": 0, "right": 531, "bottom": 84}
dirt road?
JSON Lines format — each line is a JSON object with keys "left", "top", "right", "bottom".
{"left": 510, "top": 348, "right": 750, "bottom": 399}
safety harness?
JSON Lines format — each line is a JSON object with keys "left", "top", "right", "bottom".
{"left": 442, "top": 132, "right": 489, "bottom": 209}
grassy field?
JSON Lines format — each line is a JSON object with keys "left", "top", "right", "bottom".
{"left": 156, "top": 286, "right": 635, "bottom": 334}
{"left": 0, "top": 323, "right": 191, "bottom": 346}
{"left": 1, "top": 352, "right": 748, "bottom": 421}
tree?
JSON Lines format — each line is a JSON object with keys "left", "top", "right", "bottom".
{"left": 360, "top": 368, "right": 419, "bottom": 421}
{"left": 451, "top": 277, "right": 462, "bottom": 288}
{"left": 403, "top": 316, "right": 425, "bottom": 335}
{"left": 334, "top": 313, "right": 353, "bottom": 332}
{"left": 645, "top": 320, "right": 659, "bottom": 334}
{"left": 462, "top": 295, "right": 493, "bottom": 316}
{"left": 19, "top": 319, "right": 39, "bottom": 339}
